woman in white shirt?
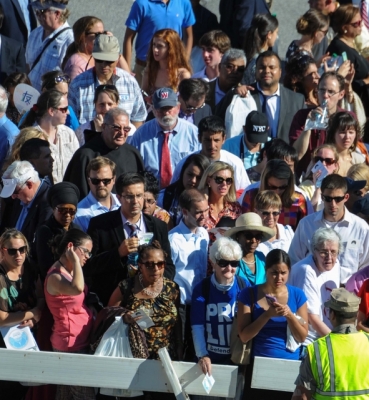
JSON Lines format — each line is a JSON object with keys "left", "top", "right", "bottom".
{"left": 289, "top": 227, "right": 341, "bottom": 345}
{"left": 254, "top": 190, "right": 294, "bottom": 256}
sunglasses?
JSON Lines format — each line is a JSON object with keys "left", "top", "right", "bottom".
{"left": 95, "top": 59, "right": 115, "bottom": 64}
{"left": 3, "top": 246, "right": 27, "bottom": 256}
{"left": 216, "top": 259, "right": 239, "bottom": 268}
{"left": 184, "top": 101, "right": 205, "bottom": 112}
{"left": 88, "top": 177, "right": 114, "bottom": 186}
{"left": 224, "top": 63, "right": 246, "bottom": 74}
{"left": 321, "top": 194, "right": 346, "bottom": 203}
{"left": 85, "top": 30, "right": 107, "bottom": 38}
{"left": 96, "top": 84, "right": 117, "bottom": 92}
{"left": 313, "top": 156, "right": 336, "bottom": 166}
{"left": 54, "top": 106, "right": 69, "bottom": 113}
{"left": 242, "top": 232, "right": 264, "bottom": 241}
{"left": 258, "top": 210, "right": 281, "bottom": 217}
{"left": 213, "top": 176, "right": 233, "bottom": 185}
{"left": 55, "top": 206, "right": 77, "bottom": 216}
{"left": 267, "top": 184, "right": 288, "bottom": 191}
{"left": 109, "top": 124, "right": 131, "bottom": 133}
{"left": 350, "top": 20, "right": 362, "bottom": 28}
{"left": 139, "top": 260, "right": 166, "bottom": 270}
{"left": 77, "top": 246, "right": 92, "bottom": 259}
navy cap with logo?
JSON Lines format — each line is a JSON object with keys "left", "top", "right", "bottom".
{"left": 153, "top": 87, "right": 178, "bottom": 109}
{"left": 244, "top": 111, "right": 269, "bottom": 144}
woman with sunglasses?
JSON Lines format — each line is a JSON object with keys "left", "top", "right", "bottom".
{"left": 0, "top": 229, "right": 44, "bottom": 399}
{"left": 238, "top": 249, "right": 308, "bottom": 400}
{"left": 19, "top": 89, "right": 80, "bottom": 183}
{"left": 225, "top": 213, "right": 274, "bottom": 286}
{"left": 241, "top": 159, "right": 309, "bottom": 231}
{"left": 191, "top": 237, "right": 247, "bottom": 383}
{"left": 197, "top": 161, "right": 241, "bottom": 230}
{"left": 108, "top": 242, "right": 182, "bottom": 364}
{"left": 45, "top": 229, "right": 95, "bottom": 400}
{"left": 254, "top": 191, "right": 295, "bottom": 257}
{"left": 299, "top": 144, "right": 339, "bottom": 210}
{"left": 325, "top": 111, "right": 366, "bottom": 176}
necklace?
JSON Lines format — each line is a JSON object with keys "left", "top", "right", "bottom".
{"left": 139, "top": 273, "right": 162, "bottom": 298}
{"left": 244, "top": 257, "right": 255, "bottom": 264}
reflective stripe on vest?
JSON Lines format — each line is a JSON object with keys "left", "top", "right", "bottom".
{"left": 308, "top": 332, "right": 369, "bottom": 399}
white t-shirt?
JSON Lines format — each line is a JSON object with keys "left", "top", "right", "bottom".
{"left": 289, "top": 254, "right": 340, "bottom": 345}
{"left": 257, "top": 223, "right": 294, "bottom": 256}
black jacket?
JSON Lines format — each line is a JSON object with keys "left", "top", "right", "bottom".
{"left": 0, "top": 34, "right": 27, "bottom": 84}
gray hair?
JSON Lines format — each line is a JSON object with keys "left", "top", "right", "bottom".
{"left": 209, "top": 236, "right": 243, "bottom": 264}
{"left": 310, "top": 228, "right": 343, "bottom": 254}
{"left": 103, "top": 108, "right": 130, "bottom": 125}
{"left": 0, "top": 86, "right": 8, "bottom": 113}
{"left": 2, "top": 161, "right": 40, "bottom": 184}
{"left": 221, "top": 48, "right": 247, "bottom": 66}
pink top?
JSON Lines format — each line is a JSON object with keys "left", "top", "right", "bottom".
{"left": 64, "top": 53, "right": 94, "bottom": 81}
{"left": 44, "top": 266, "right": 93, "bottom": 352}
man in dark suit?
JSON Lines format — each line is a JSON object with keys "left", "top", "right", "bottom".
{"left": 85, "top": 172, "right": 175, "bottom": 306}
{"left": 216, "top": 50, "right": 306, "bottom": 144}
{"left": 0, "top": 0, "right": 36, "bottom": 46}
{"left": 0, "top": 160, "right": 52, "bottom": 244}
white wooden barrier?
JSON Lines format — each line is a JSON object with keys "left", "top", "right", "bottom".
{"left": 251, "top": 356, "right": 300, "bottom": 392}
{"left": 0, "top": 348, "right": 238, "bottom": 398}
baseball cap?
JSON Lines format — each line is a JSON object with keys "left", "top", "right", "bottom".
{"left": 153, "top": 88, "right": 178, "bottom": 109}
{"left": 92, "top": 35, "right": 120, "bottom": 62}
{"left": 324, "top": 287, "right": 360, "bottom": 313}
{"left": 31, "top": 1, "right": 68, "bottom": 10}
{"left": 245, "top": 111, "right": 269, "bottom": 143}
{"left": 345, "top": 177, "right": 366, "bottom": 193}
{"left": 0, "top": 177, "right": 29, "bottom": 198}
{"left": 353, "top": 196, "right": 369, "bottom": 216}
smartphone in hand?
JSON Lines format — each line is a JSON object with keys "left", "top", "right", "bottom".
{"left": 265, "top": 294, "right": 277, "bottom": 305}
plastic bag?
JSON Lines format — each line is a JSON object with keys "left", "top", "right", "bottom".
{"left": 286, "top": 315, "right": 306, "bottom": 352}
{"left": 225, "top": 94, "right": 257, "bottom": 139}
{"left": 304, "top": 100, "right": 328, "bottom": 131}
{"left": 95, "top": 317, "right": 143, "bottom": 397}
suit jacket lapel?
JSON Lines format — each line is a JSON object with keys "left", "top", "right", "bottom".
{"left": 143, "top": 214, "right": 156, "bottom": 236}
{"left": 110, "top": 209, "right": 125, "bottom": 245}
{"left": 11, "top": 0, "right": 27, "bottom": 26}
{"left": 252, "top": 84, "right": 262, "bottom": 112}
{"left": 277, "top": 86, "right": 288, "bottom": 138}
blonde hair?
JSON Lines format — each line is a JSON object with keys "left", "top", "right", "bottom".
{"left": 347, "top": 164, "right": 369, "bottom": 191}
{"left": 254, "top": 190, "right": 282, "bottom": 210}
{"left": 11, "top": 127, "right": 49, "bottom": 163}
{"left": 0, "top": 229, "right": 29, "bottom": 254}
{"left": 198, "top": 161, "right": 236, "bottom": 202}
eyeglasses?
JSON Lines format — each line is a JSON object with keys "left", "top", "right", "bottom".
{"left": 85, "top": 31, "right": 107, "bottom": 38}
{"left": 109, "top": 124, "right": 131, "bottom": 133}
{"left": 96, "top": 84, "right": 117, "bottom": 92}
{"left": 223, "top": 63, "right": 246, "bottom": 74}
{"left": 350, "top": 20, "right": 362, "bottom": 28}
{"left": 212, "top": 176, "right": 233, "bottom": 185}
{"left": 3, "top": 246, "right": 27, "bottom": 256}
{"left": 13, "top": 177, "right": 31, "bottom": 195}
{"left": 258, "top": 210, "right": 281, "bottom": 217}
{"left": 35, "top": 8, "right": 54, "bottom": 15}
{"left": 95, "top": 59, "right": 115, "bottom": 64}
{"left": 144, "top": 198, "right": 156, "bottom": 205}
{"left": 121, "top": 194, "right": 144, "bottom": 202}
{"left": 317, "top": 88, "right": 340, "bottom": 97}
{"left": 139, "top": 260, "right": 166, "bottom": 270}
{"left": 241, "top": 232, "right": 264, "bottom": 241}
{"left": 316, "top": 249, "right": 338, "bottom": 258}
{"left": 216, "top": 259, "right": 239, "bottom": 268}
{"left": 184, "top": 101, "right": 205, "bottom": 112}
{"left": 313, "top": 156, "right": 336, "bottom": 166}
{"left": 321, "top": 194, "right": 346, "bottom": 203}
{"left": 77, "top": 246, "right": 92, "bottom": 259}
{"left": 55, "top": 206, "right": 77, "bottom": 216}
{"left": 267, "top": 184, "right": 288, "bottom": 191}
{"left": 54, "top": 75, "right": 70, "bottom": 84}
{"left": 54, "top": 106, "right": 69, "bottom": 113}
{"left": 319, "top": 29, "right": 329, "bottom": 35}
{"left": 88, "top": 177, "right": 114, "bottom": 186}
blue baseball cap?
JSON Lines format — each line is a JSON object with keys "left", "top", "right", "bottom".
{"left": 152, "top": 88, "right": 178, "bottom": 109}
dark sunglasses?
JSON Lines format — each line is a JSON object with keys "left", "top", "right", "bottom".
{"left": 184, "top": 101, "right": 205, "bottom": 112}
{"left": 259, "top": 210, "right": 281, "bottom": 217}
{"left": 55, "top": 206, "right": 77, "bottom": 216}
{"left": 213, "top": 176, "right": 233, "bottom": 185}
{"left": 88, "top": 177, "right": 114, "bottom": 186}
{"left": 321, "top": 194, "right": 346, "bottom": 203}
{"left": 54, "top": 106, "right": 69, "bottom": 113}
{"left": 95, "top": 59, "right": 115, "bottom": 64}
{"left": 96, "top": 84, "right": 117, "bottom": 92}
{"left": 267, "top": 184, "right": 288, "bottom": 191}
{"left": 216, "top": 259, "right": 239, "bottom": 268}
{"left": 242, "top": 232, "right": 264, "bottom": 241}
{"left": 139, "top": 260, "right": 166, "bottom": 270}
{"left": 109, "top": 124, "right": 131, "bottom": 133}
{"left": 313, "top": 156, "right": 336, "bottom": 166}
{"left": 224, "top": 63, "right": 246, "bottom": 74}
{"left": 3, "top": 246, "right": 27, "bottom": 256}
{"left": 85, "top": 30, "right": 107, "bottom": 38}
{"left": 350, "top": 20, "right": 362, "bottom": 28}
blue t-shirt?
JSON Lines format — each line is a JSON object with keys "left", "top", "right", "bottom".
{"left": 126, "top": 0, "right": 196, "bottom": 61}
{"left": 191, "top": 276, "right": 250, "bottom": 364}
{"left": 238, "top": 284, "right": 307, "bottom": 360}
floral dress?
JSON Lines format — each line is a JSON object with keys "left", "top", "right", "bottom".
{"left": 118, "top": 277, "right": 180, "bottom": 360}
{"left": 203, "top": 201, "right": 242, "bottom": 231}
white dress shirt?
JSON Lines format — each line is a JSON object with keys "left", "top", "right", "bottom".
{"left": 257, "top": 223, "right": 294, "bottom": 256}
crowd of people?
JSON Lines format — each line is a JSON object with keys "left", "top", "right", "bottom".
{"left": 1, "top": 0, "right": 369, "bottom": 399}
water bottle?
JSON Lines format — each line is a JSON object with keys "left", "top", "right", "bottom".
{"left": 127, "top": 231, "right": 139, "bottom": 277}
{"left": 304, "top": 100, "right": 329, "bottom": 131}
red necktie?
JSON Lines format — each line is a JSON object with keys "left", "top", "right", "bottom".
{"left": 362, "top": 0, "right": 369, "bottom": 30}
{"left": 160, "top": 131, "right": 172, "bottom": 189}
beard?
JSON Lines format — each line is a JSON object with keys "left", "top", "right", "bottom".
{"left": 158, "top": 115, "right": 177, "bottom": 128}
{"left": 95, "top": 188, "right": 109, "bottom": 201}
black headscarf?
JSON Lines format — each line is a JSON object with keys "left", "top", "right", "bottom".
{"left": 47, "top": 182, "right": 80, "bottom": 208}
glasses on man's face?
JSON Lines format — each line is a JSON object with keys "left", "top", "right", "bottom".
{"left": 317, "top": 249, "right": 338, "bottom": 258}
{"left": 313, "top": 156, "right": 336, "bottom": 166}
{"left": 184, "top": 101, "right": 205, "bottom": 112}
{"left": 139, "top": 260, "right": 166, "bottom": 270}
{"left": 223, "top": 63, "right": 246, "bottom": 74}
{"left": 216, "top": 259, "right": 239, "bottom": 268}
{"left": 95, "top": 59, "right": 115, "bottom": 64}
{"left": 13, "top": 177, "right": 31, "bottom": 195}
{"left": 350, "top": 20, "right": 362, "bottom": 28}
{"left": 121, "top": 194, "right": 144, "bottom": 202}
{"left": 109, "top": 124, "right": 131, "bottom": 134}
{"left": 317, "top": 88, "right": 339, "bottom": 97}
{"left": 77, "top": 246, "right": 92, "bottom": 259}
{"left": 54, "top": 106, "right": 69, "bottom": 113}
{"left": 88, "top": 177, "right": 114, "bottom": 186}
{"left": 258, "top": 210, "right": 281, "bottom": 217}
{"left": 212, "top": 176, "right": 233, "bottom": 185}
{"left": 321, "top": 194, "right": 346, "bottom": 203}
{"left": 35, "top": 8, "right": 53, "bottom": 16}
{"left": 3, "top": 246, "right": 27, "bottom": 256}
{"left": 55, "top": 206, "right": 77, "bottom": 216}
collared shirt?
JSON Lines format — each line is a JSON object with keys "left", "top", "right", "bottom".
{"left": 128, "top": 118, "right": 200, "bottom": 185}
{"left": 74, "top": 191, "right": 120, "bottom": 232}
{"left": 120, "top": 212, "right": 147, "bottom": 239}
{"left": 222, "top": 135, "right": 264, "bottom": 170}
{"left": 0, "top": 114, "right": 19, "bottom": 169}
{"left": 289, "top": 207, "right": 369, "bottom": 283}
{"left": 17, "top": 0, "right": 32, "bottom": 36}
{"left": 25, "top": 22, "right": 73, "bottom": 91}
{"left": 171, "top": 149, "right": 251, "bottom": 191}
{"left": 125, "top": 0, "right": 195, "bottom": 61}
{"left": 257, "top": 223, "right": 294, "bottom": 256}
{"left": 257, "top": 82, "right": 281, "bottom": 138}
{"left": 178, "top": 110, "right": 194, "bottom": 125}
{"left": 215, "top": 79, "right": 226, "bottom": 105}
{"left": 169, "top": 220, "right": 209, "bottom": 304}
{"left": 68, "top": 68, "right": 147, "bottom": 124}
{"left": 192, "top": 66, "right": 217, "bottom": 82}
{"left": 15, "top": 179, "right": 44, "bottom": 231}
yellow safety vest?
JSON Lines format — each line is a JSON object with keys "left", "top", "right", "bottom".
{"left": 307, "top": 332, "right": 369, "bottom": 399}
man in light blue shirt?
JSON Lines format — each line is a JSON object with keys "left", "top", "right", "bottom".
{"left": 74, "top": 156, "right": 120, "bottom": 232}
{"left": 169, "top": 188, "right": 209, "bottom": 359}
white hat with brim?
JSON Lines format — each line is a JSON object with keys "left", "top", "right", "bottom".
{"left": 224, "top": 212, "right": 275, "bottom": 242}
{"left": 92, "top": 35, "right": 120, "bottom": 62}
{"left": 0, "top": 179, "right": 19, "bottom": 198}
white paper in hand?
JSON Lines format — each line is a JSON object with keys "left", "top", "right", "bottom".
{"left": 13, "top": 84, "right": 40, "bottom": 115}
{"left": 311, "top": 160, "right": 328, "bottom": 188}
{"left": 202, "top": 373, "right": 215, "bottom": 394}
{"left": 0, "top": 325, "right": 39, "bottom": 351}
{"left": 132, "top": 309, "right": 155, "bottom": 329}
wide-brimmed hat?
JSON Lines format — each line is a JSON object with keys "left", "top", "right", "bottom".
{"left": 224, "top": 212, "right": 275, "bottom": 242}
{"left": 92, "top": 34, "right": 120, "bottom": 62}
{"left": 324, "top": 288, "right": 360, "bottom": 313}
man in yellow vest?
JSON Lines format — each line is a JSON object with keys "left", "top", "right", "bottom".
{"left": 292, "top": 287, "right": 369, "bottom": 400}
